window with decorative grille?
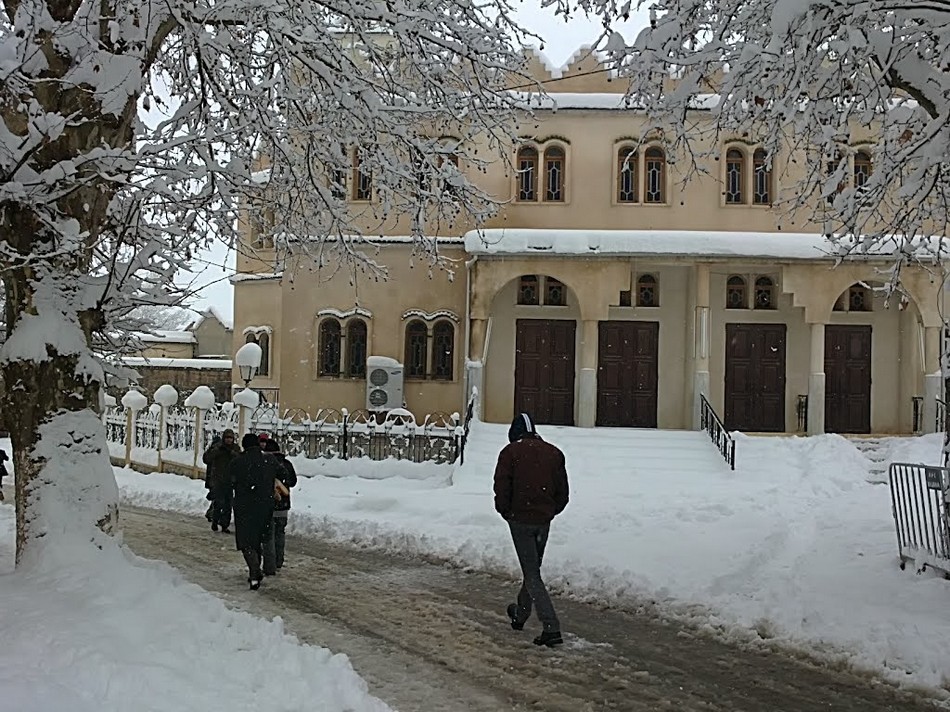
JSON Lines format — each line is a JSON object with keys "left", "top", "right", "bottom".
{"left": 619, "top": 290, "right": 632, "bottom": 307}
{"left": 637, "top": 275, "right": 658, "bottom": 307}
{"left": 644, "top": 147, "right": 666, "bottom": 203}
{"left": 545, "top": 277, "right": 566, "bottom": 306}
{"left": 725, "top": 148, "right": 745, "bottom": 204}
{"left": 753, "top": 149, "right": 771, "bottom": 205}
{"left": 518, "top": 275, "right": 539, "bottom": 305}
{"left": 431, "top": 321, "right": 454, "bottom": 380}
{"left": 544, "top": 146, "right": 565, "bottom": 202}
{"left": 754, "top": 277, "right": 776, "bottom": 310}
{"left": 405, "top": 320, "right": 428, "bottom": 378}
{"left": 854, "top": 151, "right": 872, "bottom": 190}
{"left": 352, "top": 150, "right": 372, "bottom": 201}
{"left": 726, "top": 276, "right": 747, "bottom": 309}
{"left": 318, "top": 320, "right": 341, "bottom": 376}
{"left": 346, "top": 320, "right": 367, "bottom": 377}
{"left": 849, "top": 285, "right": 871, "bottom": 312}
{"left": 516, "top": 147, "right": 538, "bottom": 201}
{"left": 617, "top": 147, "right": 638, "bottom": 203}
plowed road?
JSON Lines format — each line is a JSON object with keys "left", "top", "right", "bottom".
{"left": 122, "top": 506, "right": 944, "bottom": 712}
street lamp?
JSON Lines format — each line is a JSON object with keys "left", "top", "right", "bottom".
{"left": 235, "top": 342, "right": 262, "bottom": 387}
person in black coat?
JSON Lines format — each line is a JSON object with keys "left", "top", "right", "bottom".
{"left": 227, "top": 433, "right": 280, "bottom": 590}
{"left": 262, "top": 437, "right": 297, "bottom": 572}
{"left": 202, "top": 429, "right": 239, "bottom": 533}
{"left": 0, "top": 448, "right": 8, "bottom": 501}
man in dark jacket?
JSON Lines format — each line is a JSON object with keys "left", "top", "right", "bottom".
{"left": 202, "top": 429, "right": 239, "bottom": 533}
{"left": 493, "top": 412, "right": 569, "bottom": 647}
{"left": 262, "top": 437, "right": 297, "bottom": 572}
{"left": 228, "top": 433, "right": 280, "bottom": 589}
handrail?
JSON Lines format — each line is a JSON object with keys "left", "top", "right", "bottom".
{"left": 700, "top": 394, "right": 736, "bottom": 470}
{"left": 937, "top": 397, "right": 947, "bottom": 435}
{"left": 912, "top": 395, "right": 923, "bottom": 435}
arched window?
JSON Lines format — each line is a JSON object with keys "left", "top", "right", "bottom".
{"left": 318, "top": 319, "right": 342, "bottom": 376}
{"left": 854, "top": 151, "right": 872, "bottom": 189}
{"left": 518, "top": 275, "right": 539, "bottom": 305}
{"left": 644, "top": 147, "right": 666, "bottom": 203}
{"left": 545, "top": 277, "right": 566, "bottom": 306}
{"left": 617, "top": 147, "right": 638, "bottom": 203}
{"left": 543, "top": 146, "right": 565, "bottom": 202}
{"left": 516, "top": 146, "right": 538, "bottom": 201}
{"left": 725, "top": 148, "right": 745, "bottom": 204}
{"left": 244, "top": 332, "right": 271, "bottom": 377}
{"left": 754, "top": 276, "right": 776, "bottom": 310}
{"left": 726, "top": 276, "right": 747, "bottom": 309}
{"left": 849, "top": 284, "right": 872, "bottom": 312}
{"left": 827, "top": 150, "right": 845, "bottom": 203}
{"left": 352, "top": 148, "right": 372, "bottom": 201}
{"left": 346, "top": 319, "right": 367, "bottom": 377}
{"left": 637, "top": 274, "right": 659, "bottom": 307}
{"left": 431, "top": 321, "right": 455, "bottom": 380}
{"left": 405, "top": 320, "right": 428, "bottom": 378}
{"left": 753, "top": 149, "right": 772, "bottom": 205}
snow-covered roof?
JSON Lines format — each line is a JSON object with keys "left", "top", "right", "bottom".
{"left": 511, "top": 91, "right": 719, "bottom": 112}
{"left": 463, "top": 229, "right": 916, "bottom": 261}
{"left": 230, "top": 272, "right": 283, "bottom": 284}
{"left": 127, "top": 305, "right": 202, "bottom": 331}
{"left": 190, "top": 306, "right": 234, "bottom": 331}
{"left": 121, "top": 357, "right": 232, "bottom": 369}
{"left": 132, "top": 330, "right": 196, "bottom": 344}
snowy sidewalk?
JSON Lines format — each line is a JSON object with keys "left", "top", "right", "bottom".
{"left": 117, "top": 424, "right": 950, "bottom": 691}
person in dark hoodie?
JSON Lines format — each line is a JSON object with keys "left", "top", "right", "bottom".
{"left": 227, "top": 433, "right": 280, "bottom": 590}
{"left": 202, "top": 429, "right": 239, "bottom": 533}
{"left": 493, "top": 412, "right": 569, "bottom": 647}
{"left": 262, "top": 437, "right": 297, "bottom": 572}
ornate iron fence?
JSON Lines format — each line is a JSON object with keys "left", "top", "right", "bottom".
{"left": 699, "top": 394, "right": 736, "bottom": 470}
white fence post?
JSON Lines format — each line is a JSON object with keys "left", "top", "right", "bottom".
{"left": 120, "top": 389, "right": 148, "bottom": 468}
{"left": 184, "top": 386, "right": 217, "bottom": 479}
{"left": 154, "top": 385, "right": 179, "bottom": 474}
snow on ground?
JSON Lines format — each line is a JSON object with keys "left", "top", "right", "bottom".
{"left": 0, "top": 439, "right": 388, "bottom": 712}
{"left": 117, "top": 425, "right": 950, "bottom": 690}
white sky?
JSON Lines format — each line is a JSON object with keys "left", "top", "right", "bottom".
{"left": 185, "top": 3, "right": 651, "bottom": 326}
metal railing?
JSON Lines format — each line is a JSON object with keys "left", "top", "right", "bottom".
{"left": 889, "top": 462, "right": 950, "bottom": 576}
{"left": 699, "top": 394, "right": 736, "bottom": 470}
{"left": 796, "top": 394, "right": 808, "bottom": 433}
{"left": 912, "top": 396, "right": 924, "bottom": 435}
{"left": 937, "top": 398, "right": 947, "bottom": 434}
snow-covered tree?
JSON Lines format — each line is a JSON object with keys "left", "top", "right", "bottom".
{"left": 0, "top": 0, "right": 532, "bottom": 562}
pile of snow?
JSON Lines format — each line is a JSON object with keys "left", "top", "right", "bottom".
{"left": 0, "top": 436, "right": 388, "bottom": 712}
{"left": 118, "top": 425, "right": 950, "bottom": 689}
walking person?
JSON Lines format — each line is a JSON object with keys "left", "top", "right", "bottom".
{"left": 202, "top": 429, "right": 239, "bottom": 533}
{"left": 228, "top": 433, "right": 280, "bottom": 590}
{"left": 262, "top": 437, "right": 297, "bottom": 572}
{"left": 493, "top": 412, "right": 569, "bottom": 647}
{"left": 0, "top": 448, "right": 8, "bottom": 501}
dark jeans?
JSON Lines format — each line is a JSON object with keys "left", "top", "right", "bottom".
{"left": 508, "top": 521, "right": 560, "bottom": 633}
{"left": 242, "top": 546, "right": 263, "bottom": 582}
{"left": 212, "top": 488, "right": 232, "bottom": 529}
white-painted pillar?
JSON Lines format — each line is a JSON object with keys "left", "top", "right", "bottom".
{"left": 923, "top": 325, "right": 941, "bottom": 434}
{"left": 692, "top": 265, "right": 711, "bottom": 429}
{"left": 807, "top": 322, "right": 826, "bottom": 436}
{"left": 578, "top": 319, "right": 598, "bottom": 428}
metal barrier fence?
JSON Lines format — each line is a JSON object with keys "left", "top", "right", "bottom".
{"left": 888, "top": 462, "right": 950, "bottom": 576}
{"left": 699, "top": 394, "right": 736, "bottom": 470}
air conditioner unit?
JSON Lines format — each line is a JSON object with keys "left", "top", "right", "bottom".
{"left": 366, "top": 356, "right": 404, "bottom": 412}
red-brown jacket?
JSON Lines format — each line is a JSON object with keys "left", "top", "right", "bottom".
{"left": 493, "top": 435, "right": 569, "bottom": 525}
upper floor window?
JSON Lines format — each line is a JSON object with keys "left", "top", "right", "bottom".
{"left": 826, "top": 151, "right": 846, "bottom": 203}
{"left": 644, "top": 147, "right": 666, "bottom": 204}
{"left": 318, "top": 319, "right": 342, "bottom": 377}
{"left": 637, "top": 274, "right": 659, "bottom": 307}
{"left": 431, "top": 321, "right": 455, "bottom": 380}
{"left": 516, "top": 146, "right": 538, "bottom": 202}
{"left": 725, "top": 148, "right": 745, "bottom": 204}
{"left": 405, "top": 320, "right": 428, "bottom": 379}
{"left": 545, "top": 277, "right": 566, "bottom": 306}
{"left": 617, "top": 147, "right": 638, "bottom": 203}
{"left": 752, "top": 149, "right": 772, "bottom": 205}
{"left": 244, "top": 330, "right": 271, "bottom": 377}
{"left": 726, "top": 276, "right": 747, "bottom": 309}
{"left": 518, "top": 275, "right": 540, "bottom": 305}
{"left": 404, "top": 318, "right": 456, "bottom": 380}
{"left": 853, "top": 150, "right": 872, "bottom": 190}
{"left": 352, "top": 149, "right": 372, "bottom": 201}
{"left": 834, "top": 283, "right": 873, "bottom": 312}
{"left": 754, "top": 277, "right": 776, "bottom": 310}
{"left": 346, "top": 320, "right": 368, "bottom": 377}
{"left": 544, "top": 146, "right": 565, "bottom": 202}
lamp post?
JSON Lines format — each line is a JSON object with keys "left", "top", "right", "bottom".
{"left": 234, "top": 342, "right": 263, "bottom": 438}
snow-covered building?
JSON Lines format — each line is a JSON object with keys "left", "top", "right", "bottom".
{"left": 232, "top": 48, "right": 946, "bottom": 436}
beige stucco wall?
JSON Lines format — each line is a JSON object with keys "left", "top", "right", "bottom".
{"left": 139, "top": 341, "right": 194, "bottom": 359}
{"left": 193, "top": 318, "right": 232, "bottom": 358}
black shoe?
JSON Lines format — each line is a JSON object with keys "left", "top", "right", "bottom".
{"left": 211, "top": 522, "right": 218, "bottom": 532}
{"left": 533, "top": 631, "right": 563, "bottom": 647}
{"left": 221, "top": 527, "right": 231, "bottom": 534}
{"left": 507, "top": 604, "right": 525, "bottom": 631}
{"left": 249, "top": 579, "right": 261, "bottom": 591}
